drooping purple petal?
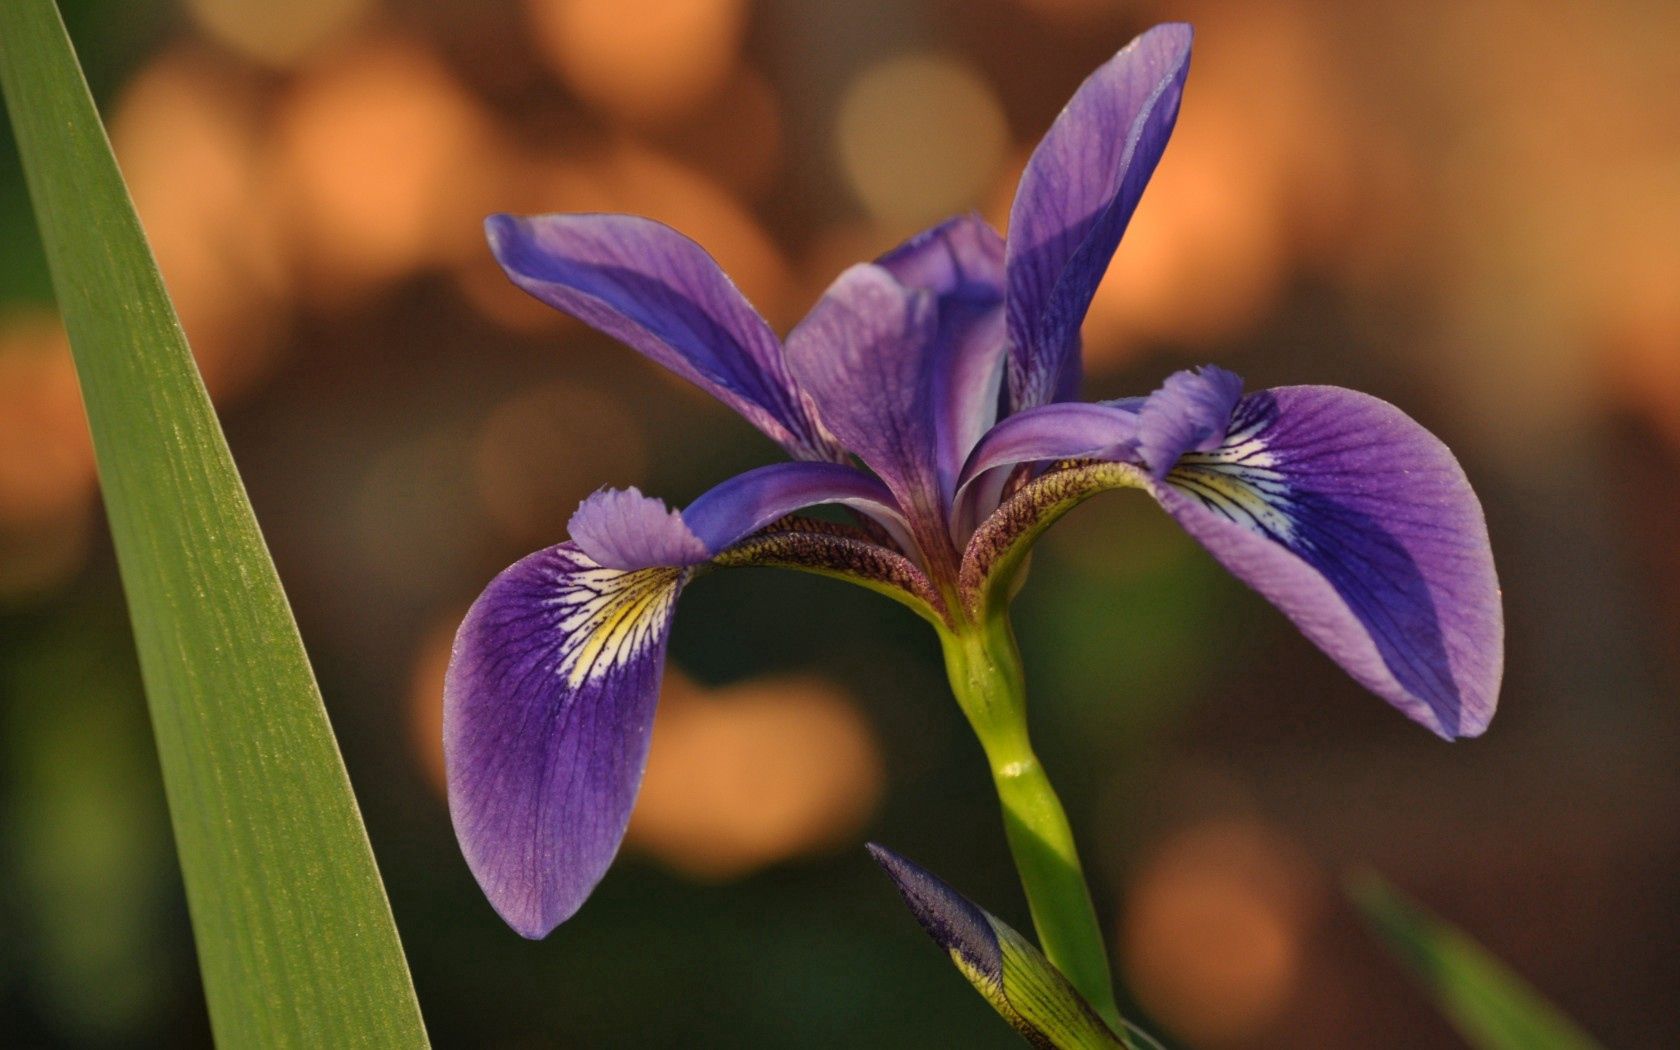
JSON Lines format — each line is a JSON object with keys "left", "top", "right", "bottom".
{"left": 1005, "top": 23, "right": 1193, "bottom": 409}
{"left": 568, "top": 487, "right": 708, "bottom": 570}
{"left": 1149, "top": 387, "right": 1502, "bottom": 737}
{"left": 951, "top": 401, "right": 1141, "bottom": 536}
{"left": 875, "top": 215, "right": 1009, "bottom": 501}
{"left": 1134, "top": 365, "right": 1244, "bottom": 477}
{"left": 486, "top": 213, "right": 839, "bottom": 460}
{"left": 445, "top": 543, "right": 687, "bottom": 937}
{"left": 784, "top": 264, "right": 951, "bottom": 556}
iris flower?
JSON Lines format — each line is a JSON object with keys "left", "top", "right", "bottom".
{"left": 446, "top": 22, "right": 1501, "bottom": 944}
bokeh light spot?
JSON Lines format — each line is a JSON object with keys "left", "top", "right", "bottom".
{"left": 472, "top": 381, "right": 648, "bottom": 549}
{"left": 185, "top": 0, "right": 372, "bottom": 68}
{"left": 111, "top": 48, "right": 291, "bottom": 397}
{"left": 0, "top": 312, "right": 92, "bottom": 532}
{"left": 1010, "top": 0, "right": 1126, "bottom": 27}
{"left": 409, "top": 615, "right": 458, "bottom": 794}
{"left": 275, "top": 37, "right": 502, "bottom": 302}
{"left": 1122, "top": 820, "right": 1320, "bottom": 1045}
{"left": 628, "top": 671, "right": 884, "bottom": 880}
{"left": 526, "top": 0, "right": 747, "bottom": 124}
{"left": 837, "top": 54, "right": 1008, "bottom": 227}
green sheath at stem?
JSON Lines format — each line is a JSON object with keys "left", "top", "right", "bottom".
{"left": 940, "top": 613, "right": 1125, "bottom": 1034}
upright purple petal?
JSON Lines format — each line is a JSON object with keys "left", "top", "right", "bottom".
{"left": 1005, "top": 23, "right": 1192, "bottom": 408}
{"left": 1134, "top": 365, "right": 1244, "bottom": 477}
{"left": 1148, "top": 387, "right": 1502, "bottom": 737}
{"left": 875, "top": 215, "right": 1010, "bottom": 501}
{"left": 445, "top": 544, "right": 687, "bottom": 936}
{"left": 486, "top": 213, "right": 839, "bottom": 460}
{"left": 784, "top": 264, "right": 951, "bottom": 557}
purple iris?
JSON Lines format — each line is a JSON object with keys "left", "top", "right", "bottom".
{"left": 446, "top": 23, "right": 1502, "bottom": 939}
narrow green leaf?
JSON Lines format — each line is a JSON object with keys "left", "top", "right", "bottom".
{"left": 1350, "top": 873, "right": 1601, "bottom": 1050}
{"left": 869, "top": 844, "right": 1159, "bottom": 1049}
{"left": 0, "top": 3, "right": 427, "bottom": 1045}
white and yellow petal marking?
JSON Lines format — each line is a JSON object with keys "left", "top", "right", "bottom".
{"left": 446, "top": 542, "right": 690, "bottom": 936}
{"left": 550, "top": 562, "right": 687, "bottom": 688}
{"left": 1165, "top": 411, "right": 1296, "bottom": 545}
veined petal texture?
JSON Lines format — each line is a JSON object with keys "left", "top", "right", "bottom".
{"left": 952, "top": 401, "right": 1141, "bottom": 537}
{"left": 1151, "top": 386, "right": 1502, "bottom": 737}
{"left": 1005, "top": 23, "right": 1192, "bottom": 409}
{"left": 1134, "top": 365, "right": 1243, "bottom": 476}
{"left": 567, "top": 487, "right": 708, "bottom": 571}
{"left": 451, "top": 461, "right": 919, "bottom": 936}
{"left": 445, "top": 544, "right": 686, "bottom": 937}
{"left": 785, "top": 263, "right": 953, "bottom": 554}
{"left": 680, "top": 460, "right": 908, "bottom": 553}
{"left": 875, "top": 214, "right": 1009, "bottom": 503}
{"left": 486, "top": 212, "right": 838, "bottom": 460}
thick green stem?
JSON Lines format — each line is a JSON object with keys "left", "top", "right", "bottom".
{"left": 939, "top": 613, "right": 1124, "bottom": 1032}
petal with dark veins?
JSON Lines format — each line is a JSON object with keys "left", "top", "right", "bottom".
{"left": 487, "top": 212, "right": 840, "bottom": 461}
{"left": 1152, "top": 387, "right": 1502, "bottom": 737}
{"left": 445, "top": 544, "right": 686, "bottom": 937}
{"left": 1005, "top": 24, "right": 1192, "bottom": 409}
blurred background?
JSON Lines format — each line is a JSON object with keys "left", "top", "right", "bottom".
{"left": 2, "top": 0, "right": 1678, "bottom": 1046}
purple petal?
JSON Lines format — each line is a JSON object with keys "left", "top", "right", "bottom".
{"left": 445, "top": 544, "right": 687, "bottom": 936}
{"left": 952, "top": 401, "right": 1141, "bottom": 535}
{"left": 957, "top": 402, "right": 1142, "bottom": 490}
{"left": 875, "top": 214, "right": 1006, "bottom": 305}
{"left": 1005, "top": 24, "right": 1193, "bottom": 408}
{"left": 1134, "top": 365, "right": 1244, "bottom": 477}
{"left": 568, "top": 487, "right": 708, "bottom": 570}
{"left": 486, "top": 213, "right": 838, "bottom": 460}
{"left": 875, "top": 215, "right": 1010, "bottom": 500}
{"left": 681, "top": 460, "right": 909, "bottom": 552}
{"left": 570, "top": 465, "right": 912, "bottom": 573}
{"left": 1151, "top": 387, "right": 1502, "bottom": 737}
{"left": 784, "top": 264, "right": 950, "bottom": 548}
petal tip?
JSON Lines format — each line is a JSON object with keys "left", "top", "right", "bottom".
{"left": 1136, "top": 364, "right": 1245, "bottom": 475}
{"left": 483, "top": 212, "right": 523, "bottom": 258}
{"left": 568, "top": 486, "right": 708, "bottom": 570}
{"left": 1432, "top": 686, "right": 1498, "bottom": 741}
{"left": 867, "top": 843, "right": 1002, "bottom": 981}
{"left": 1143, "top": 21, "right": 1194, "bottom": 51}
{"left": 443, "top": 542, "right": 681, "bottom": 940}
{"left": 498, "top": 897, "right": 568, "bottom": 941}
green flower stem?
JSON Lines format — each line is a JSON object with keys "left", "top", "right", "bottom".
{"left": 939, "top": 612, "right": 1125, "bottom": 1035}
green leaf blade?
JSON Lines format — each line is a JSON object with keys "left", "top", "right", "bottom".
{"left": 0, "top": 2, "right": 427, "bottom": 1045}
{"left": 1350, "top": 873, "right": 1601, "bottom": 1050}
